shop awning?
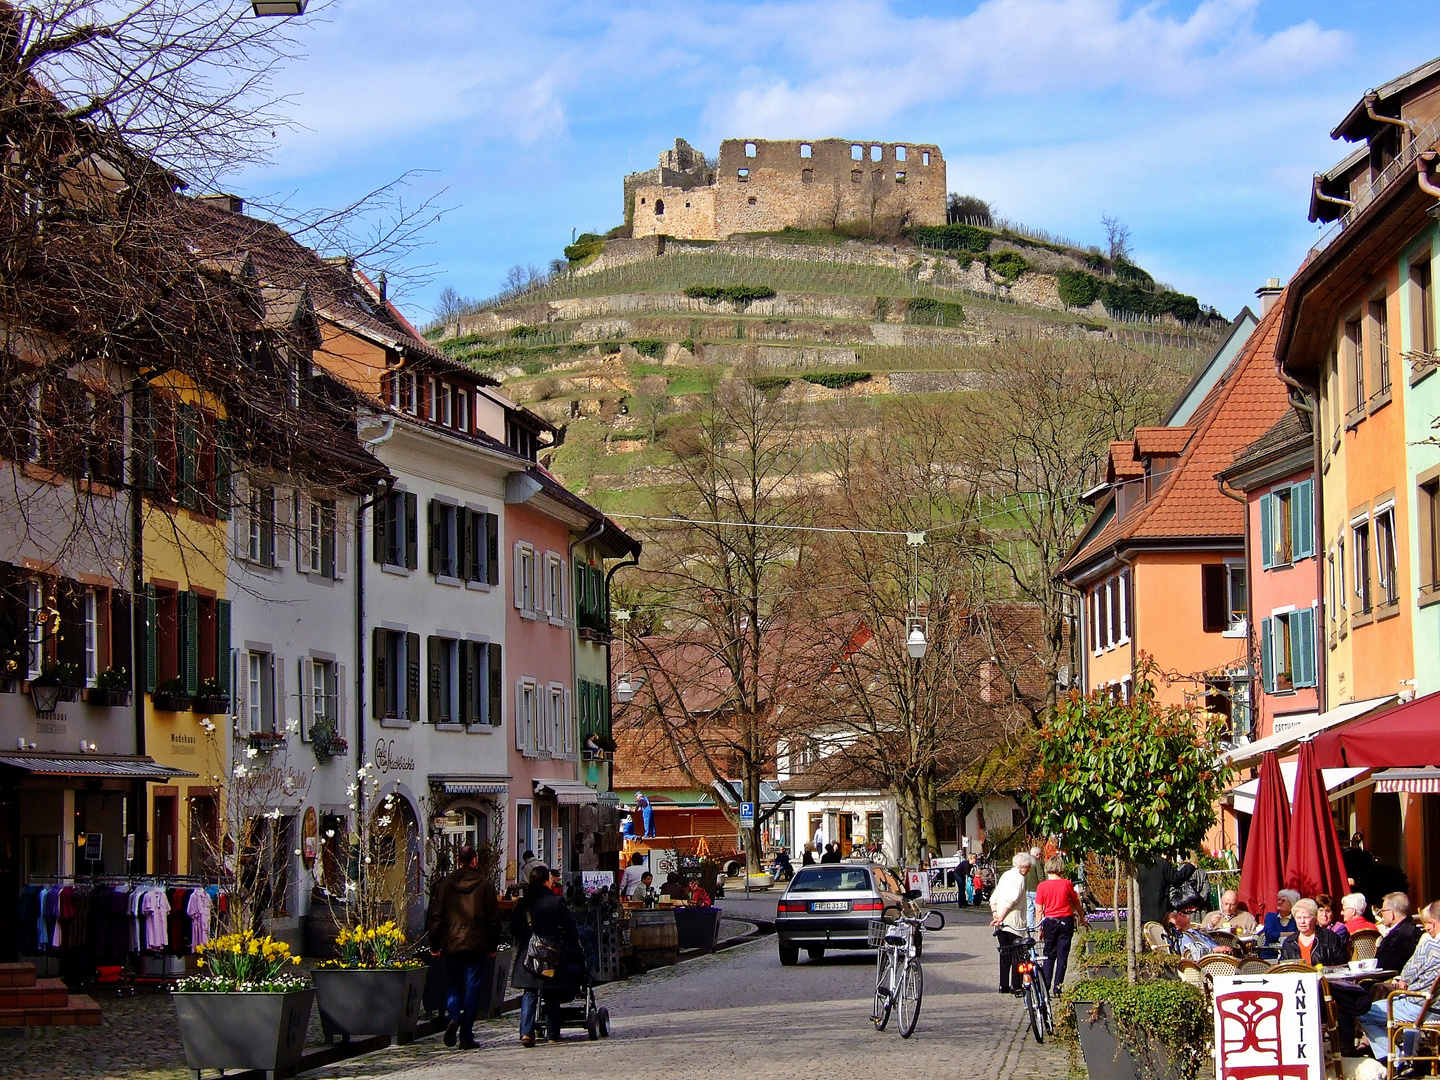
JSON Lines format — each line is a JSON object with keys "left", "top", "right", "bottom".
{"left": 1229, "top": 764, "right": 1369, "bottom": 816}
{"left": 1224, "top": 696, "right": 1397, "bottom": 766}
{"left": 534, "top": 779, "right": 598, "bottom": 805}
{"left": 0, "top": 753, "right": 197, "bottom": 779}
{"left": 431, "top": 775, "right": 509, "bottom": 796}
{"left": 1373, "top": 768, "right": 1440, "bottom": 794}
{"left": 1314, "top": 689, "right": 1440, "bottom": 769}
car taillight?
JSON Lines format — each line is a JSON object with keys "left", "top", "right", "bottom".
{"left": 852, "top": 901, "right": 883, "bottom": 911}
{"left": 778, "top": 901, "right": 807, "bottom": 913}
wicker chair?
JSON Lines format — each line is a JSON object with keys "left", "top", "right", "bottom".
{"left": 1384, "top": 980, "right": 1440, "bottom": 1079}
{"left": 1209, "top": 929, "right": 1239, "bottom": 952}
{"left": 1178, "top": 960, "right": 1205, "bottom": 989}
{"left": 1351, "top": 928, "right": 1381, "bottom": 961}
{"left": 1197, "top": 953, "right": 1241, "bottom": 976}
{"left": 1237, "top": 958, "right": 1269, "bottom": 974}
{"left": 1142, "top": 921, "right": 1171, "bottom": 954}
{"left": 1266, "top": 961, "right": 1319, "bottom": 974}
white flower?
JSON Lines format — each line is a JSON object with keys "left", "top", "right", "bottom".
{"left": 377, "top": 816, "right": 392, "bottom": 827}
{"left": 246, "top": 747, "right": 258, "bottom": 759}
{"left": 325, "top": 830, "right": 335, "bottom": 838}
{"left": 233, "top": 764, "right": 248, "bottom": 778}
{"left": 268, "top": 808, "right": 281, "bottom": 820}
{"left": 286, "top": 719, "right": 299, "bottom": 735}
{"left": 364, "top": 857, "right": 372, "bottom": 864}
{"left": 348, "top": 803, "right": 356, "bottom": 811}
{"left": 345, "top": 783, "right": 357, "bottom": 796}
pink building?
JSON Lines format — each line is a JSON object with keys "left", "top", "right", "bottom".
{"left": 1218, "top": 407, "right": 1320, "bottom": 741}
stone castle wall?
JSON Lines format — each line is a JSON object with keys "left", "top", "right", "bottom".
{"left": 631, "top": 138, "right": 946, "bottom": 241}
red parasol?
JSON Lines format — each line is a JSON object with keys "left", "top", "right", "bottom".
{"left": 1238, "top": 751, "right": 1289, "bottom": 919}
{"left": 1283, "top": 739, "right": 1350, "bottom": 901}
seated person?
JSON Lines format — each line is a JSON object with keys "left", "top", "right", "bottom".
{"left": 770, "top": 848, "right": 792, "bottom": 879}
{"left": 1280, "top": 898, "right": 1348, "bottom": 967}
{"left": 1378, "top": 892, "right": 1424, "bottom": 972}
{"left": 1357, "top": 901, "right": 1440, "bottom": 1067}
{"left": 628, "top": 871, "right": 654, "bottom": 901}
{"left": 1341, "top": 891, "right": 1379, "bottom": 935}
{"left": 1202, "top": 889, "right": 1258, "bottom": 934}
{"left": 1168, "top": 904, "right": 1230, "bottom": 961}
{"left": 660, "top": 872, "right": 686, "bottom": 899}
{"left": 1262, "top": 889, "right": 1300, "bottom": 945}
{"left": 1316, "top": 894, "right": 1349, "bottom": 952}
{"left": 687, "top": 880, "right": 712, "bottom": 908}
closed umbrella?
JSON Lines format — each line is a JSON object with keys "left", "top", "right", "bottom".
{"left": 1238, "top": 751, "right": 1289, "bottom": 919}
{"left": 1284, "top": 739, "right": 1349, "bottom": 901}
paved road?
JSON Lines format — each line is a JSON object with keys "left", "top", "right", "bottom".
{"left": 308, "top": 906, "right": 1069, "bottom": 1080}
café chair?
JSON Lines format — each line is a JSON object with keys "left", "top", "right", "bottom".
{"left": 1143, "top": 922, "right": 1171, "bottom": 954}
{"left": 1197, "top": 953, "right": 1241, "bottom": 976}
{"left": 1178, "top": 960, "right": 1205, "bottom": 989}
{"left": 1384, "top": 980, "right": 1440, "bottom": 1080}
{"left": 1209, "top": 929, "right": 1239, "bottom": 952}
{"left": 1266, "top": 961, "right": 1317, "bottom": 974}
{"left": 1351, "top": 929, "right": 1381, "bottom": 961}
{"left": 1238, "top": 958, "right": 1270, "bottom": 974}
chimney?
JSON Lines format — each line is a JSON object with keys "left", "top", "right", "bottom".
{"left": 197, "top": 193, "right": 244, "bottom": 214}
{"left": 1256, "top": 277, "right": 1283, "bottom": 315}
{"left": 377, "top": 272, "right": 388, "bottom": 303}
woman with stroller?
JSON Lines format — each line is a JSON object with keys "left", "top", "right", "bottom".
{"left": 511, "top": 864, "right": 584, "bottom": 1047}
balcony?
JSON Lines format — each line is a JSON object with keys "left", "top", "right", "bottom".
{"left": 1313, "top": 118, "right": 1440, "bottom": 256}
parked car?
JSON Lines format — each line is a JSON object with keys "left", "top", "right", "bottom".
{"left": 775, "top": 863, "right": 907, "bottom": 965}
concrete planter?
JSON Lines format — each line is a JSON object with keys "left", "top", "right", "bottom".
{"left": 172, "top": 989, "right": 313, "bottom": 1078}
{"left": 674, "top": 907, "right": 722, "bottom": 953}
{"left": 311, "top": 967, "right": 427, "bottom": 1043}
{"left": 1072, "top": 1000, "right": 1183, "bottom": 1080}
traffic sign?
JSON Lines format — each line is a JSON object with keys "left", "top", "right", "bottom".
{"left": 739, "top": 801, "right": 755, "bottom": 829}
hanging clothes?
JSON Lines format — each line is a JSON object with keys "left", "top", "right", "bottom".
{"left": 187, "top": 889, "right": 212, "bottom": 949}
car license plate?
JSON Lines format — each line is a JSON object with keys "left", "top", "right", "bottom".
{"left": 811, "top": 901, "right": 848, "bottom": 911}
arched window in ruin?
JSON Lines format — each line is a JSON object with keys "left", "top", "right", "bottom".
{"left": 745, "top": 142, "right": 757, "bottom": 158}
{"left": 800, "top": 143, "right": 812, "bottom": 159}
{"left": 922, "top": 151, "right": 931, "bottom": 166}
{"left": 896, "top": 145, "right": 907, "bottom": 161}
{"left": 737, "top": 168, "right": 750, "bottom": 182}
{"left": 654, "top": 199, "right": 665, "bottom": 215}
{"left": 871, "top": 144, "right": 882, "bottom": 162}
{"left": 851, "top": 144, "right": 863, "bottom": 160}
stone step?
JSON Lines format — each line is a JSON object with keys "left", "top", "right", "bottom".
{"left": 0, "top": 963, "right": 37, "bottom": 988}
{"left": 0, "top": 977, "right": 70, "bottom": 1009}
{"left": 0, "top": 992, "right": 103, "bottom": 1027}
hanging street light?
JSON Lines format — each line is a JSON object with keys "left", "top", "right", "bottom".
{"left": 614, "top": 609, "right": 638, "bottom": 703}
{"left": 251, "top": 0, "right": 307, "bottom": 15}
{"left": 615, "top": 675, "right": 636, "bottom": 703}
{"left": 907, "top": 621, "right": 928, "bottom": 660}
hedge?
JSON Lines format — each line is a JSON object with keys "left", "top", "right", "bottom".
{"left": 683, "top": 284, "right": 777, "bottom": 308}
{"left": 748, "top": 375, "right": 791, "bottom": 392}
{"left": 907, "top": 297, "right": 966, "bottom": 326}
{"left": 986, "top": 249, "right": 1028, "bottom": 282}
{"left": 629, "top": 339, "right": 665, "bottom": 358}
{"left": 564, "top": 234, "right": 606, "bottom": 263}
{"left": 802, "top": 371, "right": 871, "bottom": 389}
{"left": 906, "top": 223, "right": 992, "bottom": 254}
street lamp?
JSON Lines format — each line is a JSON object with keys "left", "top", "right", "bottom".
{"left": 615, "top": 675, "right": 636, "bottom": 703}
{"left": 906, "top": 620, "right": 928, "bottom": 660}
{"left": 250, "top": 0, "right": 306, "bottom": 15}
{"left": 614, "top": 609, "right": 638, "bottom": 703}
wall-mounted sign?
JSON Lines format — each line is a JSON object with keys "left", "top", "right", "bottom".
{"left": 373, "top": 739, "right": 415, "bottom": 773}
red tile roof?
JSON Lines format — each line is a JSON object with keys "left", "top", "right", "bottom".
{"left": 1063, "top": 295, "right": 1292, "bottom": 583}
{"left": 1107, "top": 441, "right": 1144, "bottom": 481}
{"left": 1134, "top": 427, "right": 1195, "bottom": 456}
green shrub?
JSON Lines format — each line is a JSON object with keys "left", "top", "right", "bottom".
{"left": 680, "top": 338, "right": 695, "bottom": 353}
{"left": 682, "top": 284, "right": 777, "bottom": 307}
{"left": 604, "top": 224, "right": 630, "bottom": 240}
{"left": 802, "top": 371, "right": 871, "bottom": 389}
{"left": 629, "top": 339, "right": 665, "bottom": 358}
{"left": 874, "top": 296, "right": 890, "bottom": 321}
{"left": 906, "top": 297, "right": 966, "bottom": 326}
{"left": 507, "top": 324, "right": 543, "bottom": 340}
{"left": 1057, "top": 269, "right": 1102, "bottom": 308}
{"left": 986, "top": 249, "right": 1028, "bottom": 282}
{"left": 520, "top": 358, "right": 551, "bottom": 376}
{"left": 906, "top": 223, "right": 992, "bottom": 253}
{"left": 748, "top": 375, "right": 791, "bottom": 392}
{"left": 564, "top": 235, "right": 606, "bottom": 263}
{"left": 1061, "top": 978, "right": 1209, "bottom": 1080}
{"left": 1113, "top": 258, "right": 1155, "bottom": 287}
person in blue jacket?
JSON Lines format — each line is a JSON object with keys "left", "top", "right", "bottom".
{"left": 636, "top": 792, "right": 654, "bottom": 838}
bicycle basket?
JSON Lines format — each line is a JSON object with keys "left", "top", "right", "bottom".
{"left": 866, "top": 920, "right": 889, "bottom": 947}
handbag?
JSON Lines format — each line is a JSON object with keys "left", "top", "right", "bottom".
{"left": 522, "top": 932, "right": 562, "bottom": 979}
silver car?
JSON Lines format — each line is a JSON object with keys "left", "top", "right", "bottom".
{"left": 775, "top": 863, "right": 905, "bottom": 965}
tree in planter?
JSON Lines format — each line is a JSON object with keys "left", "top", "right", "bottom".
{"left": 1030, "top": 658, "right": 1232, "bottom": 983}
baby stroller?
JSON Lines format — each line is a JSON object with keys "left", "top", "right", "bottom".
{"left": 553, "top": 922, "right": 612, "bottom": 1040}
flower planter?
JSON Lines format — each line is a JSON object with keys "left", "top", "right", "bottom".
{"left": 172, "top": 988, "right": 314, "bottom": 1079}
{"left": 55, "top": 686, "right": 80, "bottom": 702}
{"left": 192, "top": 695, "right": 230, "bottom": 715}
{"left": 86, "top": 688, "right": 132, "bottom": 707}
{"left": 152, "top": 692, "right": 192, "bottom": 712}
{"left": 249, "top": 732, "right": 287, "bottom": 751}
{"left": 674, "top": 906, "right": 722, "bottom": 953}
{"left": 1072, "top": 1000, "right": 1184, "bottom": 1080}
{"left": 311, "top": 967, "right": 427, "bottom": 1044}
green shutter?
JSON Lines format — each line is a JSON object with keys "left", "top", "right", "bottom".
{"left": 144, "top": 584, "right": 157, "bottom": 693}
{"left": 405, "top": 631, "right": 420, "bottom": 721}
{"left": 1259, "top": 494, "right": 1274, "bottom": 569}
{"left": 488, "top": 643, "right": 502, "bottom": 727}
{"left": 178, "top": 404, "right": 198, "bottom": 509}
{"left": 372, "top": 626, "right": 387, "bottom": 718}
{"left": 404, "top": 493, "right": 418, "bottom": 569}
{"left": 373, "top": 497, "right": 387, "bottom": 565}
{"left": 214, "top": 419, "right": 232, "bottom": 520}
{"left": 428, "top": 500, "right": 439, "bottom": 575}
{"left": 182, "top": 591, "right": 199, "bottom": 695}
{"left": 1293, "top": 480, "right": 1315, "bottom": 560}
{"left": 1295, "top": 608, "right": 1316, "bottom": 688}
{"left": 136, "top": 387, "right": 157, "bottom": 492}
{"left": 1260, "top": 616, "right": 1273, "bottom": 694}
{"left": 215, "top": 599, "right": 232, "bottom": 697}
{"left": 427, "top": 635, "right": 441, "bottom": 723}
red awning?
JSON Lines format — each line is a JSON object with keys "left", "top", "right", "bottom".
{"left": 1312, "top": 690, "right": 1440, "bottom": 769}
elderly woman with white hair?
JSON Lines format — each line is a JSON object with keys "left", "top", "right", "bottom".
{"left": 1280, "top": 898, "right": 1349, "bottom": 966}
{"left": 1262, "top": 888, "right": 1301, "bottom": 948}
{"left": 1341, "top": 892, "right": 1378, "bottom": 935}
{"left": 990, "top": 851, "right": 1034, "bottom": 995}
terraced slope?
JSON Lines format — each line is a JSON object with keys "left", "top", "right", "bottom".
{"left": 432, "top": 232, "right": 1221, "bottom": 512}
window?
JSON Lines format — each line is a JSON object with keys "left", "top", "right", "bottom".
{"left": 1372, "top": 299, "right": 1391, "bottom": 393}
{"left": 1421, "top": 477, "right": 1440, "bottom": 596}
{"left": 736, "top": 168, "right": 749, "bottom": 182}
{"left": 514, "top": 542, "right": 537, "bottom": 615}
{"left": 895, "top": 172, "right": 906, "bottom": 184}
{"left": 247, "top": 651, "right": 274, "bottom": 733}
{"left": 801, "top": 169, "right": 813, "bottom": 184}
{"left": 373, "top": 490, "right": 418, "bottom": 569}
{"left": 543, "top": 554, "right": 566, "bottom": 619}
{"left": 25, "top": 579, "right": 45, "bottom": 679}
{"left": 851, "top": 144, "right": 863, "bottom": 160}
{"left": 921, "top": 151, "right": 931, "bottom": 166}
{"left": 1261, "top": 609, "right": 1316, "bottom": 692}
{"left": 654, "top": 198, "right": 666, "bottom": 215}
{"left": 372, "top": 628, "right": 420, "bottom": 721}
{"left": 744, "top": 142, "right": 756, "bottom": 158}
{"left": 1260, "top": 480, "right": 1313, "bottom": 568}
{"left": 1414, "top": 258, "right": 1435, "bottom": 356}
{"left": 427, "top": 378, "right": 438, "bottom": 422}
{"left": 1227, "top": 565, "right": 1248, "bottom": 632}
{"left": 83, "top": 590, "right": 98, "bottom": 685}
{"left": 1376, "top": 506, "right": 1398, "bottom": 606}
{"left": 460, "top": 509, "right": 499, "bottom": 585}
{"left": 799, "top": 143, "right": 812, "bottom": 159}
{"left": 1089, "top": 571, "right": 1128, "bottom": 652}
{"left": 1091, "top": 582, "right": 1107, "bottom": 654}
{"left": 1347, "top": 319, "right": 1365, "bottom": 414}
{"left": 439, "top": 383, "right": 453, "bottom": 426}
{"left": 248, "top": 487, "right": 276, "bottom": 566}
{"left": 298, "top": 497, "right": 336, "bottom": 577}
{"left": 866, "top": 812, "right": 885, "bottom": 848}
{"left": 429, "top": 501, "right": 458, "bottom": 578}
{"left": 1353, "top": 519, "right": 1372, "bottom": 613}
{"left": 850, "top": 170, "right": 862, "bottom": 184}
{"left": 747, "top": 196, "right": 757, "bottom": 206}
{"left": 550, "top": 684, "right": 567, "bottom": 756}
{"left": 309, "top": 657, "right": 335, "bottom": 735}
{"left": 403, "top": 372, "right": 418, "bottom": 415}
{"left": 516, "top": 679, "right": 539, "bottom": 755}
{"left": 1337, "top": 537, "right": 1346, "bottom": 610}
{"left": 457, "top": 390, "right": 469, "bottom": 433}
{"left": 428, "top": 636, "right": 458, "bottom": 723}
{"left": 457, "top": 641, "right": 502, "bottom": 727}
{"left": 1202, "top": 564, "right": 1247, "bottom": 633}
{"left": 870, "top": 145, "right": 882, "bottom": 162}
{"left": 895, "top": 145, "right": 907, "bottom": 162}
{"left": 142, "top": 587, "right": 226, "bottom": 698}
{"left": 575, "top": 561, "right": 607, "bottom": 634}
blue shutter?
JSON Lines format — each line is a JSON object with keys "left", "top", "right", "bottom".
{"left": 1295, "top": 609, "right": 1317, "bottom": 688}
{"left": 1260, "top": 617, "right": 1273, "bottom": 694}
{"left": 1293, "top": 481, "right": 1315, "bottom": 560}
{"left": 1260, "top": 494, "right": 1275, "bottom": 569}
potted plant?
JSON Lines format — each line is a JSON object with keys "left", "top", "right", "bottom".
{"left": 172, "top": 931, "right": 312, "bottom": 1079}
{"left": 86, "top": 666, "right": 131, "bottom": 707}
{"left": 1062, "top": 977, "right": 1207, "bottom": 1080}
{"left": 311, "top": 920, "right": 427, "bottom": 1044}
{"left": 248, "top": 728, "right": 288, "bottom": 751}
{"left": 192, "top": 677, "right": 230, "bottom": 715}
{"left": 31, "top": 660, "right": 82, "bottom": 704}
{"left": 310, "top": 717, "right": 348, "bottom": 763}
{"left": 153, "top": 676, "right": 192, "bottom": 712}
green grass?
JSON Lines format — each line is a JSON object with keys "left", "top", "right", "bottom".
{"left": 665, "top": 373, "right": 715, "bottom": 396}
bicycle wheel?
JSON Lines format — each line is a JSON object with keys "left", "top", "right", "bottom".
{"left": 898, "top": 959, "right": 923, "bottom": 1038}
{"left": 1036, "top": 975, "right": 1055, "bottom": 1035}
{"left": 872, "top": 948, "right": 893, "bottom": 1031}
{"left": 1024, "top": 980, "right": 1045, "bottom": 1044}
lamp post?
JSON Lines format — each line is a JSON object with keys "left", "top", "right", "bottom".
{"left": 905, "top": 532, "right": 928, "bottom": 862}
{"left": 614, "top": 610, "right": 638, "bottom": 703}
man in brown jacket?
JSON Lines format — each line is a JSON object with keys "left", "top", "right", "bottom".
{"left": 427, "top": 844, "right": 502, "bottom": 1050}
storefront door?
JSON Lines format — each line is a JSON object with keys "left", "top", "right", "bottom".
{"left": 839, "top": 814, "right": 854, "bottom": 856}
{"left": 153, "top": 794, "right": 178, "bottom": 875}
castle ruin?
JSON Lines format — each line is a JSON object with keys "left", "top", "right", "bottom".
{"left": 624, "top": 137, "right": 946, "bottom": 242}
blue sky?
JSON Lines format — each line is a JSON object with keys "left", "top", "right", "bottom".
{"left": 234, "top": 0, "right": 1440, "bottom": 322}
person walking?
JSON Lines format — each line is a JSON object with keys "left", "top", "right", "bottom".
{"left": 636, "top": 792, "right": 655, "bottom": 838}
{"left": 956, "top": 853, "right": 972, "bottom": 908}
{"left": 1023, "top": 846, "right": 1044, "bottom": 929}
{"left": 990, "top": 852, "right": 1033, "bottom": 994}
{"left": 426, "top": 844, "right": 503, "bottom": 1051}
{"left": 511, "top": 864, "right": 583, "bottom": 1046}
{"left": 1035, "top": 855, "right": 1084, "bottom": 994}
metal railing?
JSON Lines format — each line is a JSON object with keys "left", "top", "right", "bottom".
{"left": 1312, "top": 118, "right": 1440, "bottom": 255}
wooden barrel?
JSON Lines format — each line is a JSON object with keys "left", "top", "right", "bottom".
{"left": 628, "top": 909, "right": 678, "bottom": 969}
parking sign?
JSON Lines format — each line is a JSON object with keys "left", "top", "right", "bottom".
{"left": 739, "top": 801, "right": 755, "bottom": 829}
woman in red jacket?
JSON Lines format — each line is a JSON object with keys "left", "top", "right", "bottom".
{"left": 1034, "top": 855, "right": 1085, "bottom": 994}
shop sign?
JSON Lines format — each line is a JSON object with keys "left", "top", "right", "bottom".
{"left": 373, "top": 739, "right": 415, "bottom": 774}
{"left": 1212, "top": 972, "right": 1323, "bottom": 1080}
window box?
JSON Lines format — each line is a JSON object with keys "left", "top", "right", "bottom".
{"left": 583, "top": 748, "right": 615, "bottom": 763}
{"left": 578, "top": 627, "right": 609, "bottom": 643}
{"left": 247, "top": 731, "right": 287, "bottom": 751}
{"left": 86, "top": 688, "right": 132, "bottom": 707}
{"left": 153, "top": 692, "right": 193, "bottom": 713}
{"left": 193, "top": 695, "right": 230, "bottom": 715}
{"left": 54, "top": 686, "right": 80, "bottom": 703}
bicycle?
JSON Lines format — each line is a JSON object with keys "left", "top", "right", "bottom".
{"left": 868, "top": 902, "right": 944, "bottom": 1039}
{"left": 1013, "top": 925, "right": 1054, "bottom": 1044}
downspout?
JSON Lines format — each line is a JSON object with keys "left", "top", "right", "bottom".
{"left": 604, "top": 553, "right": 640, "bottom": 797}
{"left": 1217, "top": 477, "right": 1254, "bottom": 737}
{"left": 355, "top": 418, "right": 396, "bottom": 817}
{"left": 1419, "top": 153, "right": 1440, "bottom": 200}
{"left": 1311, "top": 175, "right": 1354, "bottom": 213}
{"left": 567, "top": 518, "right": 605, "bottom": 785}
{"left": 1365, "top": 93, "right": 1417, "bottom": 144}
{"left": 129, "top": 377, "right": 148, "bottom": 875}
{"left": 1117, "top": 552, "right": 1137, "bottom": 679}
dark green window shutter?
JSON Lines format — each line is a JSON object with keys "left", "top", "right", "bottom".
{"left": 461, "top": 512, "right": 476, "bottom": 581}
{"left": 428, "top": 500, "right": 439, "bottom": 575}
{"left": 372, "top": 626, "right": 387, "bottom": 718}
{"left": 427, "top": 635, "right": 441, "bottom": 722}
{"left": 1293, "top": 480, "right": 1315, "bottom": 560}
{"left": 135, "top": 386, "right": 157, "bottom": 493}
{"left": 404, "top": 493, "right": 419, "bottom": 569}
{"left": 144, "top": 585, "right": 158, "bottom": 693}
{"left": 487, "top": 643, "right": 502, "bottom": 727}
{"left": 214, "top": 418, "right": 232, "bottom": 520}
{"left": 182, "top": 591, "right": 199, "bottom": 695}
{"left": 405, "top": 631, "right": 421, "bottom": 721}
{"left": 215, "top": 599, "right": 232, "bottom": 696}
{"left": 373, "top": 497, "right": 387, "bottom": 565}
{"left": 178, "top": 404, "right": 198, "bottom": 509}
{"left": 486, "top": 513, "right": 499, "bottom": 585}
{"left": 1259, "top": 494, "right": 1274, "bottom": 570}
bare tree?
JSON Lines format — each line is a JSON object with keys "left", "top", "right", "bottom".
{"left": 631, "top": 374, "right": 670, "bottom": 441}
{"left": 1102, "top": 214, "right": 1132, "bottom": 263}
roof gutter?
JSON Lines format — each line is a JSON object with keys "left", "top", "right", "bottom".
{"left": 1366, "top": 93, "right": 1417, "bottom": 142}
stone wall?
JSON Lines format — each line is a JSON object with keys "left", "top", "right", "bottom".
{"left": 632, "top": 184, "right": 719, "bottom": 241}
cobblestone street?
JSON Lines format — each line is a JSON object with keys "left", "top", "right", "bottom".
{"left": 1, "top": 907, "right": 1070, "bottom": 1080}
